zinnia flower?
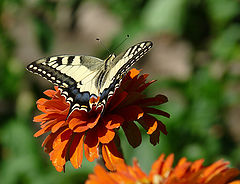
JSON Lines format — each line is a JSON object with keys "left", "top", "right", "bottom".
{"left": 86, "top": 153, "right": 240, "bottom": 184}
{"left": 33, "top": 68, "right": 169, "bottom": 172}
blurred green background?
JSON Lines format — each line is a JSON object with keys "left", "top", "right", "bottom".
{"left": 1, "top": 0, "right": 240, "bottom": 183}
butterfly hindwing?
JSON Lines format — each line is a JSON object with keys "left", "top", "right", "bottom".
{"left": 27, "top": 41, "right": 153, "bottom": 118}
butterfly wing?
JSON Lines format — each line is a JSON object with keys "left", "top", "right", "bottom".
{"left": 27, "top": 41, "right": 153, "bottom": 118}
{"left": 27, "top": 55, "right": 105, "bottom": 115}
{"left": 99, "top": 41, "right": 153, "bottom": 105}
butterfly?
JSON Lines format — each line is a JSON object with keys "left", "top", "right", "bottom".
{"left": 27, "top": 41, "right": 153, "bottom": 118}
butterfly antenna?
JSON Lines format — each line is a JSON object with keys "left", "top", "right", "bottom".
{"left": 112, "top": 34, "right": 130, "bottom": 53}
{"left": 96, "top": 38, "right": 111, "bottom": 55}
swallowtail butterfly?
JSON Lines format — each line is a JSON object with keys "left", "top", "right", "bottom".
{"left": 27, "top": 41, "right": 153, "bottom": 118}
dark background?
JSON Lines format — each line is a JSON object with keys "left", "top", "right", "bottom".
{"left": 0, "top": 0, "right": 240, "bottom": 183}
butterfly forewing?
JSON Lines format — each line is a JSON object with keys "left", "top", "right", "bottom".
{"left": 99, "top": 41, "right": 153, "bottom": 104}
{"left": 27, "top": 41, "right": 153, "bottom": 118}
{"left": 27, "top": 55, "right": 104, "bottom": 113}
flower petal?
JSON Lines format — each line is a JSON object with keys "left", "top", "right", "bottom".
{"left": 69, "top": 117, "right": 88, "bottom": 131}
{"left": 137, "top": 80, "right": 155, "bottom": 92}
{"left": 36, "top": 98, "right": 48, "bottom": 105}
{"left": 129, "top": 68, "right": 140, "bottom": 78}
{"left": 139, "top": 94, "right": 168, "bottom": 106}
{"left": 103, "top": 114, "right": 124, "bottom": 129}
{"left": 49, "top": 128, "right": 72, "bottom": 172}
{"left": 33, "top": 113, "right": 48, "bottom": 122}
{"left": 86, "top": 165, "right": 116, "bottom": 184}
{"left": 143, "top": 107, "right": 170, "bottom": 118}
{"left": 173, "top": 158, "right": 191, "bottom": 178}
{"left": 132, "top": 159, "right": 148, "bottom": 178}
{"left": 41, "top": 99, "right": 69, "bottom": 111}
{"left": 137, "top": 114, "right": 158, "bottom": 134}
{"left": 191, "top": 159, "right": 204, "bottom": 172}
{"left": 122, "top": 122, "right": 142, "bottom": 148}
{"left": 118, "top": 105, "right": 144, "bottom": 122}
{"left": 149, "top": 154, "right": 165, "bottom": 179}
{"left": 34, "top": 119, "right": 57, "bottom": 137}
{"left": 43, "top": 89, "right": 57, "bottom": 97}
{"left": 162, "top": 154, "right": 174, "bottom": 176}
{"left": 51, "top": 120, "right": 66, "bottom": 133}
{"left": 138, "top": 114, "right": 167, "bottom": 135}
{"left": 108, "top": 91, "right": 128, "bottom": 111}
{"left": 203, "top": 160, "right": 229, "bottom": 182}
{"left": 69, "top": 133, "right": 84, "bottom": 169}
{"left": 84, "top": 129, "right": 99, "bottom": 162}
{"left": 102, "top": 139, "right": 124, "bottom": 171}
{"left": 207, "top": 168, "right": 240, "bottom": 184}
{"left": 84, "top": 143, "right": 99, "bottom": 162}
{"left": 150, "top": 127, "right": 160, "bottom": 145}
{"left": 98, "top": 126, "right": 115, "bottom": 144}
{"left": 87, "top": 113, "right": 101, "bottom": 129}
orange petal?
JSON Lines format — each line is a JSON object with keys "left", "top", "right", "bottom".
{"left": 87, "top": 113, "right": 101, "bottom": 129}
{"left": 51, "top": 120, "right": 66, "bottom": 133}
{"left": 86, "top": 165, "right": 116, "bottom": 184}
{"left": 129, "top": 68, "right": 140, "bottom": 78}
{"left": 229, "top": 181, "right": 240, "bottom": 184}
{"left": 149, "top": 154, "right": 165, "bottom": 179}
{"left": 191, "top": 159, "right": 204, "bottom": 172}
{"left": 98, "top": 126, "right": 115, "bottom": 144}
{"left": 73, "top": 124, "right": 90, "bottom": 132}
{"left": 203, "top": 160, "right": 228, "bottom": 180}
{"left": 122, "top": 121, "right": 142, "bottom": 148}
{"left": 43, "top": 89, "right": 57, "bottom": 97}
{"left": 207, "top": 168, "right": 240, "bottom": 184}
{"left": 69, "top": 133, "right": 84, "bottom": 169}
{"left": 52, "top": 128, "right": 72, "bottom": 149}
{"left": 42, "top": 127, "right": 66, "bottom": 153}
{"left": 84, "top": 129, "right": 99, "bottom": 162}
{"left": 41, "top": 119, "right": 57, "bottom": 128}
{"left": 173, "top": 159, "right": 191, "bottom": 178}
{"left": 162, "top": 154, "right": 174, "bottom": 176}
{"left": 42, "top": 99, "right": 68, "bottom": 111}
{"left": 84, "top": 143, "right": 99, "bottom": 162}
{"left": 33, "top": 113, "right": 48, "bottom": 122}
{"left": 36, "top": 98, "right": 48, "bottom": 105}
{"left": 69, "top": 117, "right": 87, "bottom": 131}
{"left": 132, "top": 159, "right": 148, "bottom": 178}
{"left": 102, "top": 140, "right": 125, "bottom": 171}
{"left": 103, "top": 114, "right": 124, "bottom": 129}
{"left": 34, "top": 124, "right": 52, "bottom": 137}
{"left": 50, "top": 128, "right": 72, "bottom": 172}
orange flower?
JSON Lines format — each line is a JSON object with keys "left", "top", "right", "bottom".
{"left": 86, "top": 154, "right": 240, "bottom": 184}
{"left": 33, "top": 68, "right": 169, "bottom": 172}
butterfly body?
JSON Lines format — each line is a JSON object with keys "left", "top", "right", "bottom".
{"left": 27, "top": 41, "right": 153, "bottom": 118}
